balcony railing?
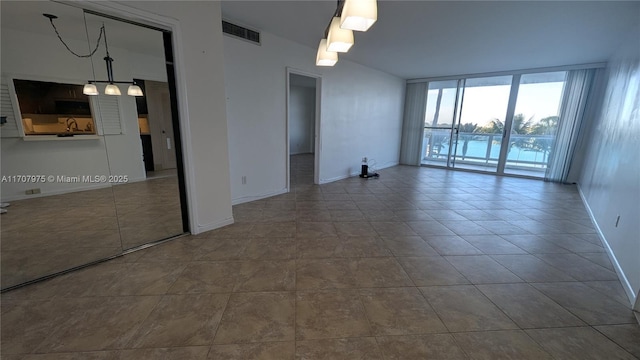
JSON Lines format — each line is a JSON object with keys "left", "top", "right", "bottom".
{"left": 422, "top": 130, "right": 554, "bottom": 172}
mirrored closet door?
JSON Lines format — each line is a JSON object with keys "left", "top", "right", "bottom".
{"left": 0, "top": 1, "right": 187, "bottom": 290}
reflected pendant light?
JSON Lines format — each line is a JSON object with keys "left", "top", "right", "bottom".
{"left": 83, "top": 83, "right": 99, "bottom": 95}
{"left": 127, "top": 84, "right": 144, "bottom": 96}
{"left": 340, "top": 0, "right": 377, "bottom": 32}
{"left": 316, "top": 39, "right": 338, "bottom": 66}
{"left": 44, "top": 13, "right": 143, "bottom": 97}
{"left": 104, "top": 84, "right": 121, "bottom": 96}
{"left": 326, "top": 17, "right": 354, "bottom": 53}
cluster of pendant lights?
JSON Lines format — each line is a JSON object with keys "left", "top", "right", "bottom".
{"left": 82, "top": 81, "right": 143, "bottom": 97}
{"left": 43, "top": 13, "right": 143, "bottom": 97}
{"left": 316, "top": 0, "right": 377, "bottom": 67}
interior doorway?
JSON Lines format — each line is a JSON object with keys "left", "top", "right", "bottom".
{"left": 145, "top": 80, "right": 176, "bottom": 172}
{"left": 286, "top": 70, "right": 320, "bottom": 188}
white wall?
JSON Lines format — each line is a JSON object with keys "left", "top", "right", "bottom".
{"left": 224, "top": 31, "right": 404, "bottom": 203}
{"left": 0, "top": 27, "right": 148, "bottom": 200}
{"left": 289, "top": 84, "right": 315, "bottom": 155}
{"left": 578, "top": 29, "right": 640, "bottom": 308}
{"left": 123, "top": 1, "right": 233, "bottom": 233}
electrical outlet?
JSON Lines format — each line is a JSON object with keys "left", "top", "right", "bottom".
{"left": 241, "top": 176, "right": 247, "bottom": 185}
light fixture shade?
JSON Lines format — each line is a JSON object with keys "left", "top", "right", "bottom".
{"left": 327, "top": 17, "right": 354, "bottom": 53}
{"left": 340, "top": 0, "right": 377, "bottom": 32}
{"left": 83, "top": 83, "right": 99, "bottom": 96}
{"left": 104, "top": 84, "right": 121, "bottom": 96}
{"left": 316, "top": 39, "right": 338, "bottom": 66}
{"left": 127, "top": 84, "right": 144, "bottom": 96}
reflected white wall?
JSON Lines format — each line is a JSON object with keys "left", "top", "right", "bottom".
{"left": 0, "top": 28, "right": 150, "bottom": 200}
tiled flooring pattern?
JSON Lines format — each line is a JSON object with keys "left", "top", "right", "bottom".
{"left": 1, "top": 176, "right": 183, "bottom": 289}
{"left": 1, "top": 164, "right": 639, "bottom": 359}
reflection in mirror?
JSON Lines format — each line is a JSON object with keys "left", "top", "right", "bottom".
{"left": 14, "top": 79, "right": 97, "bottom": 136}
{"left": 0, "top": 1, "right": 185, "bottom": 290}
{"left": 83, "top": 12, "right": 185, "bottom": 250}
{"left": 1, "top": 1, "right": 120, "bottom": 289}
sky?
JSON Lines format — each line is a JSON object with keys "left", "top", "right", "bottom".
{"left": 425, "top": 79, "right": 565, "bottom": 129}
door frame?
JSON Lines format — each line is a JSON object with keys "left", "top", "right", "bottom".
{"left": 285, "top": 67, "right": 322, "bottom": 190}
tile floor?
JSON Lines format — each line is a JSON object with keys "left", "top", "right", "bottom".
{"left": 1, "top": 159, "right": 639, "bottom": 359}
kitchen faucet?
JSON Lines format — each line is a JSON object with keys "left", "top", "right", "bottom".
{"left": 66, "top": 117, "right": 78, "bottom": 132}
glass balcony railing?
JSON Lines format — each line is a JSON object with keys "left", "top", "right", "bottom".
{"left": 422, "top": 130, "right": 554, "bottom": 175}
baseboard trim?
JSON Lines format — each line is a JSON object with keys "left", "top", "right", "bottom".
{"left": 231, "top": 188, "right": 289, "bottom": 205}
{"left": 319, "top": 161, "right": 400, "bottom": 185}
{"left": 192, "top": 216, "right": 234, "bottom": 235}
{"left": 577, "top": 184, "right": 637, "bottom": 308}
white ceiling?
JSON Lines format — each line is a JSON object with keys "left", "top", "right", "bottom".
{"left": 221, "top": 1, "right": 640, "bottom": 79}
{"left": 2, "top": 1, "right": 637, "bottom": 80}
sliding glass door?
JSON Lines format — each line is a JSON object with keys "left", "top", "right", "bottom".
{"left": 452, "top": 76, "right": 513, "bottom": 172}
{"left": 422, "top": 80, "right": 460, "bottom": 167}
{"left": 420, "top": 71, "right": 568, "bottom": 178}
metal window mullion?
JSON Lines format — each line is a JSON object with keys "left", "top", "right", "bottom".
{"left": 498, "top": 74, "right": 522, "bottom": 174}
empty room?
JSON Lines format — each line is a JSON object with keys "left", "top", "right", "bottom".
{"left": 1, "top": 1, "right": 638, "bottom": 359}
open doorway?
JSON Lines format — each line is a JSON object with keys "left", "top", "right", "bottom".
{"left": 287, "top": 70, "right": 320, "bottom": 189}
{"left": 135, "top": 80, "right": 177, "bottom": 179}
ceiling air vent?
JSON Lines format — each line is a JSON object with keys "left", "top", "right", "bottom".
{"left": 222, "top": 20, "right": 260, "bottom": 45}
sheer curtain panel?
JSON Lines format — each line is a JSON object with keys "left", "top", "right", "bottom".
{"left": 545, "top": 69, "right": 595, "bottom": 182}
{"left": 399, "top": 82, "right": 428, "bottom": 165}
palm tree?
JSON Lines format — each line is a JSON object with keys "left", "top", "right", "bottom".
{"left": 527, "top": 116, "right": 558, "bottom": 162}
{"left": 479, "top": 114, "right": 533, "bottom": 152}
{"left": 456, "top": 122, "right": 479, "bottom": 159}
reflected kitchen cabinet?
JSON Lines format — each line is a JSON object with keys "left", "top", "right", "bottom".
{"left": 13, "top": 79, "right": 97, "bottom": 136}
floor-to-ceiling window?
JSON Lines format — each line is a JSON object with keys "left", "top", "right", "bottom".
{"left": 419, "top": 69, "right": 570, "bottom": 178}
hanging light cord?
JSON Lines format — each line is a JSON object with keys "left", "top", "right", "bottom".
{"left": 324, "top": 0, "right": 345, "bottom": 37}
{"left": 82, "top": 12, "right": 98, "bottom": 82}
{"left": 46, "top": 14, "right": 105, "bottom": 58}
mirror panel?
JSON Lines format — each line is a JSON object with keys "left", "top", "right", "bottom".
{"left": 83, "top": 12, "right": 185, "bottom": 250}
{"left": 0, "top": 1, "right": 185, "bottom": 290}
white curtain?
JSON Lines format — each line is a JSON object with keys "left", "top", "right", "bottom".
{"left": 399, "top": 82, "right": 428, "bottom": 165}
{"left": 545, "top": 69, "right": 595, "bottom": 182}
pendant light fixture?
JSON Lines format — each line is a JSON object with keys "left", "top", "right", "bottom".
{"left": 326, "top": 16, "right": 354, "bottom": 52}
{"left": 82, "top": 83, "right": 99, "bottom": 95}
{"left": 104, "top": 84, "right": 122, "bottom": 96}
{"left": 127, "top": 84, "right": 144, "bottom": 96}
{"left": 316, "top": 38, "right": 338, "bottom": 66}
{"left": 340, "top": 0, "right": 377, "bottom": 32}
{"left": 315, "top": 0, "right": 377, "bottom": 67}
{"left": 44, "top": 13, "right": 143, "bottom": 97}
